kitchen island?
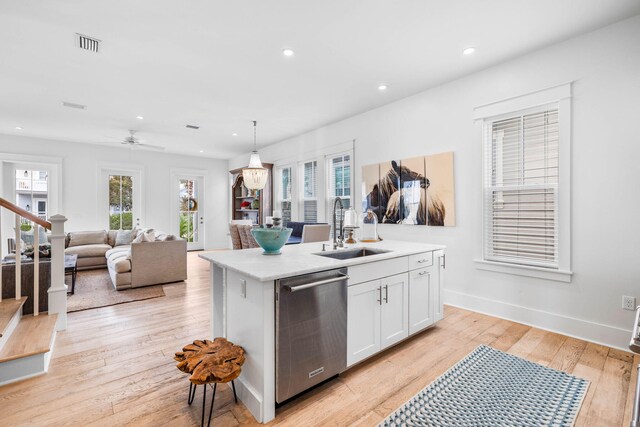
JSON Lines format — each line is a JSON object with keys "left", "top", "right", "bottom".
{"left": 199, "top": 239, "right": 445, "bottom": 423}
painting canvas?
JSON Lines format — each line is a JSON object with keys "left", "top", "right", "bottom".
{"left": 361, "top": 163, "right": 381, "bottom": 220}
{"left": 399, "top": 156, "right": 427, "bottom": 225}
{"left": 378, "top": 160, "right": 401, "bottom": 223}
{"left": 425, "top": 152, "right": 456, "bottom": 226}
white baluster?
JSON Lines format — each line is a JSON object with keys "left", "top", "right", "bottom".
{"left": 14, "top": 215, "right": 21, "bottom": 301}
{"left": 33, "top": 223, "right": 39, "bottom": 316}
{"left": 48, "top": 214, "right": 67, "bottom": 331}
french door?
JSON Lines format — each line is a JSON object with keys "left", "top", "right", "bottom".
{"left": 175, "top": 174, "right": 205, "bottom": 251}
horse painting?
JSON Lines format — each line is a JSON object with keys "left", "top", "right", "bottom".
{"left": 364, "top": 160, "right": 446, "bottom": 226}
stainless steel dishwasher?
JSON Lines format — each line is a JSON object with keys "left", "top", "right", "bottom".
{"left": 275, "top": 267, "right": 348, "bottom": 403}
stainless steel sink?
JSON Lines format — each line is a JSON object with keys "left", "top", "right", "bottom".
{"left": 314, "top": 248, "right": 390, "bottom": 260}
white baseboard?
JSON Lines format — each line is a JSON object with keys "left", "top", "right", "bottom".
{"left": 235, "top": 377, "right": 267, "bottom": 423}
{"left": 444, "top": 289, "right": 631, "bottom": 351}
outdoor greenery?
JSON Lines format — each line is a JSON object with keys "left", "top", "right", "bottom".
{"left": 179, "top": 213, "right": 195, "bottom": 242}
{"left": 19, "top": 222, "right": 32, "bottom": 232}
{"left": 110, "top": 212, "right": 133, "bottom": 230}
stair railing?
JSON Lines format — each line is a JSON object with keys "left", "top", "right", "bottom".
{"left": 0, "top": 197, "right": 67, "bottom": 331}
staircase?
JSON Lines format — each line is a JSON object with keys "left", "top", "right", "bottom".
{"left": 0, "top": 197, "right": 67, "bottom": 386}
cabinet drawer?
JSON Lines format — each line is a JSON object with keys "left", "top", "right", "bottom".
{"left": 348, "top": 257, "right": 408, "bottom": 286}
{"left": 408, "top": 251, "right": 433, "bottom": 270}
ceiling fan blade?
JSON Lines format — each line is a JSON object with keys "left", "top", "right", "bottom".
{"left": 135, "top": 143, "right": 165, "bottom": 151}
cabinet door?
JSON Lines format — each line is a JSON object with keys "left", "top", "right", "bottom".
{"left": 380, "top": 273, "right": 409, "bottom": 350}
{"left": 347, "top": 280, "right": 381, "bottom": 367}
{"left": 432, "top": 250, "right": 445, "bottom": 322}
{"left": 409, "top": 267, "right": 433, "bottom": 334}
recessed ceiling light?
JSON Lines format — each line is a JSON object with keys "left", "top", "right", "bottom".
{"left": 136, "top": 116, "right": 144, "bottom": 120}
{"left": 463, "top": 47, "right": 476, "bottom": 55}
{"left": 282, "top": 48, "right": 294, "bottom": 57}
{"left": 199, "top": 150, "right": 204, "bottom": 153}
{"left": 15, "top": 126, "right": 23, "bottom": 130}
{"left": 378, "top": 84, "right": 388, "bottom": 91}
{"left": 232, "top": 133, "right": 238, "bottom": 137}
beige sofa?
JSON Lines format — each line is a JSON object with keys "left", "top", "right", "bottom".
{"left": 64, "top": 230, "right": 187, "bottom": 290}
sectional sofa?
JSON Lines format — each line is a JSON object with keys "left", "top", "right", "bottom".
{"left": 63, "top": 229, "right": 187, "bottom": 290}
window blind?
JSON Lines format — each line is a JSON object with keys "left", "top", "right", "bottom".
{"left": 484, "top": 108, "right": 559, "bottom": 268}
{"left": 326, "top": 154, "right": 351, "bottom": 233}
{"left": 301, "top": 161, "right": 318, "bottom": 222}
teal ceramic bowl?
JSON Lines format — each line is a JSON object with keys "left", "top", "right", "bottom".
{"left": 251, "top": 227, "right": 293, "bottom": 255}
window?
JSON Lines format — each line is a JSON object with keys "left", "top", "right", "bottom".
{"left": 109, "top": 175, "right": 134, "bottom": 230}
{"left": 276, "top": 166, "right": 293, "bottom": 225}
{"left": 484, "top": 108, "right": 559, "bottom": 268}
{"left": 300, "top": 160, "right": 318, "bottom": 222}
{"left": 326, "top": 153, "right": 351, "bottom": 229}
{"left": 476, "top": 83, "right": 571, "bottom": 282}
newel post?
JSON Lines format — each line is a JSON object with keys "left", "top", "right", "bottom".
{"left": 48, "top": 214, "right": 68, "bottom": 331}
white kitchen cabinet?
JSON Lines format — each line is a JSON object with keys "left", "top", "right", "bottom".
{"left": 432, "top": 250, "right": 445, "bottom": 322}
{"left": 380, "top": 273, "right": 409, "bottom": 349}
{"left": 347, "top": 279, "right": 382, "bottom": 366}
{"left": 348, "top": 273, "right": 409, "bottom": 366}
{"left": 408, "top": 267, "right": 433, "bottom": 334}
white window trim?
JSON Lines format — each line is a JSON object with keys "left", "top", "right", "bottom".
{"left": 473, "top": 83, "right": 572, "bottom": 282}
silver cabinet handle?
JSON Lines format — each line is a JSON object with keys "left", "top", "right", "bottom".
{"left": 442, "top": 254, "right": 446, "bottom": 269}
{"left": 418, "top": 271, "right": 429, "bottom": 276}
{"left": 384, "top": 285, "right": 389, "bottom": 303}
{"left": 417, "top": 259, "right": 428, "bottom": 263}
{"left": 286, "top": 273, "right": 349, "bottom": 292}
{"left": 377, "top": 287, "right": 382, "bottom": 305}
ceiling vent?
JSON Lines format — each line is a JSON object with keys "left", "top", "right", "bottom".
{"left": 186, "top": 125, "right": 200, "bottom": 130}
{"left": 62, "top": 101, "right": 86, "bottom": 109}
{"left": 76, "top": 33, "right": 100, "bottom": 53}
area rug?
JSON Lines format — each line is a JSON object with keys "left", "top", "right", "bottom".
{"left": 381, "top": 345, "right": 589, "bottom": 427}
{"left": 67, "top": 269, "right": 165, "bottom": 312}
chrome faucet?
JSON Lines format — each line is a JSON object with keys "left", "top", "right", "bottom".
{"left": 332, "top": 197, "right": 344, "bottom": 250}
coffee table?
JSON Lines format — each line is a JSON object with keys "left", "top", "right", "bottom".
{"left": 65, "top": 254, "right": 78, "bottom": 294}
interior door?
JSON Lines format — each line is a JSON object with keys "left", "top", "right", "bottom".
{"left": 380, "top": 273, "right": 409, "bottom": 350}
{"left": 177, "top": 175, "right": 204, "bottom": 251}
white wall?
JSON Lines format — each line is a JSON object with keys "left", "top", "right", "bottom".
{"left": 230, "top": 15, "right": 640, "bottom": 349}
{"left": 0, "top": 135, "right": 229, "bottom": 250}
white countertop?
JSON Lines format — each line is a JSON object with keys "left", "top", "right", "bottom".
{"left": 199, "top": 239, "right": 445, "bottom": 282}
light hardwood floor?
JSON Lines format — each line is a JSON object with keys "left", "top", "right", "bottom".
{"left": 0, "top": 252, "right": 635, "bottom": 426}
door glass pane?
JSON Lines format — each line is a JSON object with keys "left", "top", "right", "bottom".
{"left": 109, "top": 174, "right": 134, "bottom": 230}
{"left": 15, "top": 169, "right": 49, "bottom": 221}
{"left": 179, "top": 179, "right": 199, "bottom": 243}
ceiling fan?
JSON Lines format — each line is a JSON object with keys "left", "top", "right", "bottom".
{"left": 119, "top": 130, "right": 164, "bottom": 151}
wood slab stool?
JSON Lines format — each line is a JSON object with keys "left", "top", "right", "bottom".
{"left": 175, "top": 338, "right": 245, "bottom": 427}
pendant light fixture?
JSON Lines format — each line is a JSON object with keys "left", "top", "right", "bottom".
{"left": 242, "top": 120, "right": 268, "bottom": 190}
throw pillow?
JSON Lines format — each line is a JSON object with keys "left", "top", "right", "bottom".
{"left": 163, "top": 234, "right": 177, "bottom": 241}
{"left": 115, "top": 229, "right": 135, "bottom": 246}
{"left": 132, "top": 230, "right": 155, "bottom": 243}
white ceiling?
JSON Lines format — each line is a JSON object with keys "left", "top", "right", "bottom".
{"left": 0, "top": 1, "right": 638, "bottom": 159}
